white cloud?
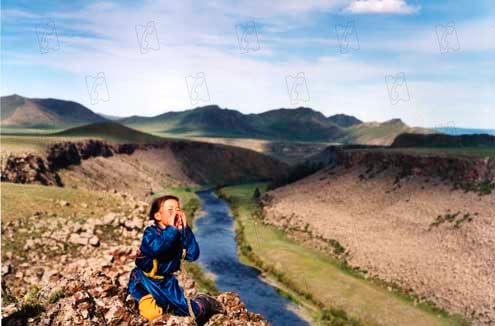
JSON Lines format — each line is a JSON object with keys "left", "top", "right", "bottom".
{"left": 344, "top": 0, "right": 419, "bottom": 15}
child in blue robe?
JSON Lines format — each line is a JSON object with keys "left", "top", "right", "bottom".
{"left": 127, "top": 195, "right": 224, "bottom": 325}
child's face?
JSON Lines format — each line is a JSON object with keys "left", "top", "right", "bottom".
{"left": 155, "top": 199, "right": 181, "bottom": 227}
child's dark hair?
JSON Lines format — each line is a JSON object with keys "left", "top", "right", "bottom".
{"left": 149, "top": 195, "right": 180, "bottom": 220}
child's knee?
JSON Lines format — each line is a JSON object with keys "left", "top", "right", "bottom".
{"left": 138, "top": 294, "right": 163, "bottom": 321}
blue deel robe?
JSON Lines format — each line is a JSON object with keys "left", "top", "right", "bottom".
{"left": 127, "top": 223, "right": 201, "bottom": 317}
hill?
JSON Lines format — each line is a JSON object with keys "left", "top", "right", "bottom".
{"left": 248, "top": 107, "right": 345, "bottom": 141}
{"left": 167, "top": 105, "right": 260, "bottom": 137}
{"left": 261, "top": 149, "right": 495, "bottom": 325}
{"left": 0, "top": 94, "right": 107, "bottom": 127}
{"left": 124, "top": 106, "right": 347, "bottom": 141}
{"left": 2, "top": 94, "right": 436, "bottom": 145}
{"left": 338, "top": 119, "right": 433, "bottom": 145}
{"left": 392, "top": 132, "right": 495, "bottom": 148}
{"left": 51, "top": 121, "right": 165, "bottom": 143}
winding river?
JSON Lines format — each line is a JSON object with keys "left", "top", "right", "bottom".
{"left": 193, "top": 189, "right": 311, "bottom": 326}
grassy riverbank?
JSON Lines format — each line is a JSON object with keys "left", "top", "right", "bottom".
{"left": 217, "top": 182, "right": 468, "bottom": 326}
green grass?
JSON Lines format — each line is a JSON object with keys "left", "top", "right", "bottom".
{"left": 0, "top": 182, "right": 123, "bottom": 221}
{"left": 1, "top": 135, "right": 87, "bottom": 155}
{"left": 0, "top": 126, "right": 63, "bottom": 135}
{"left": 218, "top": 183, "right": 469, "bottom": 326}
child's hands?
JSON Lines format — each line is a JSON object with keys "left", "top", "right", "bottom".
{"left": 174, "top": 211, "right": 187, "bottom": 230}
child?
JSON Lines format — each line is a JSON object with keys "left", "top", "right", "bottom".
{"left": 127, "top": 195, "right": 224, "bottom": 325}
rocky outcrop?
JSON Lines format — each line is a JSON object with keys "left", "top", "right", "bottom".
{"left": 7, "top": 272, "right": 266, "bottom": 325}
{"left": 1, "top": 192, "right": 269, "bottom": 326}
{"left": 0, "top": 153, "right": 62, "bottom": 185}
{"left": 1, "top": 140, "right": 115, "bottom": 185}
{"left": 334, "top": 149, "right": 495, "bottom": 187}
{"left": 47, "top": 140, "right": 114, "bottom": 170}
{"left": 4, "top": 258, "right": 267, "bottom": 325}
{"left": 116, "top": 143, "right": 140, "bottom": 155}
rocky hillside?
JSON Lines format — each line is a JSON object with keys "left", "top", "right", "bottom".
{"left": 1, "top": 139, "right": 290, "bottom": 200}
{"left": 1, "top": 189, "right": 268, "bottom": 325}
{"left": 334, "top": 148, "right": 495, "bottom": 187}
{"left": 260, "top": 148, "right": 495, "bottom": 325}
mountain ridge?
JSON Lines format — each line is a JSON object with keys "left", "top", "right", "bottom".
{"left": 1, "top": 94, "right": 433, "bottom": 144}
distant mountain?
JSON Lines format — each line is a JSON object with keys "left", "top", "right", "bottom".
{"left": 327, "top": 114, "right": 362, "bottom": 127}
{"left": 1, "top": 94, "right": 438, "bottom": 145}
{"left": 1, "top": 94, "right": 107, "bottom": 127}
{"left": 391, "top": 133, "right": 495, "bottom": 148}
{"left": 123, "top": 105, "right": 346, "bottom": 141}
{"left": 123, "top": 105, "right": 419, "bottom": 144}
{"left": 170, "top": 105, "right": 259, "bottom": 137}
{"left": 338, "top": 119, "right": 433, "bottom": 145}
{"left": 434, "top": 127, "right": 495, "bottom": 136}
{"left": 248, "top": 107, "right": 345, "bottom": 141}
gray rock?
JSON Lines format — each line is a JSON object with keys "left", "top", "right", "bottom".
{"left": 69, "top": 233, "right": 89, "bottom": 246}
{"left": 89, "top": 236, "right": 100, "bottom": 247}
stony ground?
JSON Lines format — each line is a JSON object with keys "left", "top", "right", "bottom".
{"left": 261, "top": 164, "right": 495, "bottom": 325}
{"left": 1, "top": 188, "right": 269, "bottom": 325}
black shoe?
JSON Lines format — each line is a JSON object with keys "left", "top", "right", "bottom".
{"left": 195, "top": 293, "right": 225, "bottom": 315}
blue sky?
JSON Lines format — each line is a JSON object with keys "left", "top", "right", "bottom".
{"left": 1, "top": 0, "right": 494, "bottom": 128}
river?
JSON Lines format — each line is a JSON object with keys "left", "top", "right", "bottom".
{"left": 193, "top": 189, "right": 311, "bottom": 326}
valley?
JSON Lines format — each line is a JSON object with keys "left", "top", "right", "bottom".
{"left": 1, "top": 94, "right": 494, "bottom": 325}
